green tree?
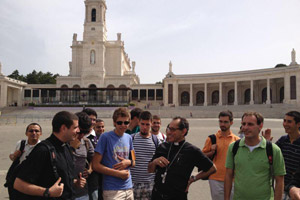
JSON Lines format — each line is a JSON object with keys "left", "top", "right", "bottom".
{"left": 8, "top": 70, "right": 26, "bottom": 81}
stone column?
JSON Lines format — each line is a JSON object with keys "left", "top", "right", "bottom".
{"left": 146, "top": 89, "right": 148, "bottom": 102}
{"left": 219, "top": 82, "right": 223, "bottom": 106}
{"left": 138, "top": 89, "right": 140, "bottom": 101}
{"left": 39, "top": 89, "right": 42, "bottom": 104}
{"left": 30, "top": 89, "right": 33, "bottom": 103}
{"left": 173, "top": 81, "right": 178, "bottom": 107}
{"left": 204, "top": 83, "right": 207, "bottom": 106}
{"left": 18, "top": 87, "right": 23, "bottom": 107}
{"left": 266, "top": 78, "right": 271, "bottom": 104}
{"left": 164, "top": 83, "right": 168, "bottom": 106}
{"left": 250, "top": 80, "right": 254, "bottom": 105}
{"left": 189, "top": 84, "right": 193, "bottom": 106}
{"left": 284, "top": 74, "right": 291, "bottom": 103}
{"left": 234, "top": 81, "right": 238, "bottom": 105}
{"left": 0, "top": 82, "right": 8, "bottom": 107}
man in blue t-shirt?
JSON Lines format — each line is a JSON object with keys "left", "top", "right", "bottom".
{"left": 92, "top": 107, "right": 135, "bottom": 200}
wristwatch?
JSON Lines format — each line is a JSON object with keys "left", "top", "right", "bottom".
{"left": 191, "top": 175, "right": 197, "bottom": 182}
{"left": 43, "top": 188, "right": 50, "bottom": 198}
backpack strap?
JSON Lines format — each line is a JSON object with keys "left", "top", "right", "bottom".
{"left": 151, "top": 134, "right": 159, "bottom": 148}
{"left": 266, "top": 141, "right": 274, "bottom": 192}
{"left": 208, "top": 134, "right": 217, "bottom": 160}
{"left": 232, "top": 139, "right": 241, "bottom": 157}
{"left": 40, "top": 140, "right": 59, "bottom": 180}
{"left": 19, "top": 140, "right": 26, "bottom": 153}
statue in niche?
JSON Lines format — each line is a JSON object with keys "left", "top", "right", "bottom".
{"left": 292, "top": 49, "right": 296, "bottom": 63}
{"left": 90, "top": 50, "right": 95, "bottom": 64}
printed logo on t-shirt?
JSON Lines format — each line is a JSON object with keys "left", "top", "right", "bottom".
{"left": 113, "top": 141, "right": 129, "bottom": 162}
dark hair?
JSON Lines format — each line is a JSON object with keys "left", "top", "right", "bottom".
{"left": 52, "top": 111, "right": 78, "bottom": 133}
{"left": 219, "top": 110, "right": 233, "bottom": 121}
{"left": 153, "top": 115, "right": 161, "bottom": 121}
{"left": 130, "top": 108, "right": 143, "bottom": 120}
{"left": 113, "top": 107, "right": 130, "bottom": 122}
{"left": 76, "top": 112, "right": 92, "bottom": 134}
{"left": 173, "top": 116, "right": 189, "bottom": 136}
{"left": 285, "top": 111, "right": 300, "bottom": 124}
{"left": 242, "top": 111, "right": 264, "bottom": 125}
{"left": 139, "top": 111, "right": 152, "bottom": 121}
{"left": 96, "top": 119, "right": 104, "bottom": 123}
{"left": 26, "top": 123, "right": 42, "bottom": 132}
{"left": 82, "top": 108, "right": 97, "bottom": 118}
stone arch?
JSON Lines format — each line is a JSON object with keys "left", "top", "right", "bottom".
{"left": 280, "top": 87, "right": 284, "bottom": 103}
{"left": 181, "top": 91, "right": 190, "bottom": 106}
{"left": 244, "top": 88, "right": 250, "bottom": 104}
{"left": 89, "top": 84, "right": 97, "bottom": 102}
{"left": 227, "top": 89, "right": 234, "bottom": 105}
{"left": 91, "top": 8, "right": 96, "bottom": 22}
{"left": 211, "top": 90, "right": 219, "bottom": 105}
{"left": 196, "top": 91, "right": 204, "bottom": 105}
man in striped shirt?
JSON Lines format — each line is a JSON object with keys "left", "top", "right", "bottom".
{"left": 276, "top": 111, "right": 300, "bottom": 199}
{"left": 131, "top": 111, "right": 158, "bottom": 200}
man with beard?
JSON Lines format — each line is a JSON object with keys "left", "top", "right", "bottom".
{"left": 202, "top": 110, "right": 239, "bottom": 200}
{"left": 131, "top": 111, "right": 159, "bottom": 199}
{"left": 151, "top": 115, "right": 166, "bottom": 144}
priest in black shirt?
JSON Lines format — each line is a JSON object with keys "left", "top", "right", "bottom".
{"left": 148, "top": 116, "right": 216, "bottom": 200}
{"left": 14, "top": 111, "right": 86, "bottom": 200}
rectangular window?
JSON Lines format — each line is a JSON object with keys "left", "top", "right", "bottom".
{"left": 140, "top": 89, "right": 146, "bottom": 101}
{"left": 168, "top": 84, "right": 173, "bottom": 104}
{"left": 24, "top": 89, "right": 31, "bottom": 98}
{"left": 156, "top": 89, "right": 163, "bottom": 100}
{"left": 148, "top": 89, "right": 154, "bottom": 100}
{"left": 33, "top": 90, "right": 39, "bottom": 97}
{"left": 290, "top": 76, "right": 296, "bottom": 100}
{"left": 132, "top": 90, "right": 138, "bottom": 100}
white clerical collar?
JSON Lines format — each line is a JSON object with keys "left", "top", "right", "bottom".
{"left": 174, "top": 142, "right": 179, "bottom": 146}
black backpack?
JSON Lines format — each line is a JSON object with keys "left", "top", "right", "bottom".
{"left": 4, "top": 140, "right": 26, "bottom": 191}
{"left": 7, "top": 139, "right": 59, "bottom": 200}
{"left": 232, "top": 139, "right": 274, "bottom": 191}
{"left": 202, "top": 134, "right": 217, "bottom": 180}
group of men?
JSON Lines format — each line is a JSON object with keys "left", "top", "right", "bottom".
{"left": 6, "top": 107, "right": 300, "bottom": 200}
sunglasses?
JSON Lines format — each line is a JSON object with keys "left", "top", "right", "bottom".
{"left": 116, "top": 121, "right": 130, "bottom": 125}
{"left": 28, "top": 129, "right": 40, "bottom": 133}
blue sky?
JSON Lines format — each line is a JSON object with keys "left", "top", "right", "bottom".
{"left": 0, "top": 0, "right": 300, "bottom": 83}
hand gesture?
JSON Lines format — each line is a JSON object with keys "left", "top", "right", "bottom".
{"left": 289, "top": 187, "right": 300, "bottom": 200}
{"left": 75, "top": 173, "right": 86, "bottom": 188}
{"left": 49, "top": 177, "right": 64, "bottom": 197}
{"left": 262, "top": 128, "right": 273, "bottom": 141}
{"left": 117, "top": 170, "right": 130, "bottom": 180}
{"left": 185, "top": 177, "right": 195, "bottom": 192}
{"left": 155, "top": 156, "right": 169, "bottom": 168}
{"left": 211, "top": 144, "right": 217, "bottom": 151}
{"left": 113, "top": 156, "right": 131, "bottom": 170}
{"left": 11, "top": 150, "right": 22, "bottom": 161}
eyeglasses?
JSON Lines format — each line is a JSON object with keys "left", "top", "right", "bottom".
{"left": 28, "top": 129, "right": 40, "bottom": 133}
{"left": 167, "top": 127, "right": 180, "bottom": 132}
{"left": 116, "top": 121, "right": 130, "bottom": 125}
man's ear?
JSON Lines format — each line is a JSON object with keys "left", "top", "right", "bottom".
{"left": 60, "top": 124, "right": 67, "bottom": 133}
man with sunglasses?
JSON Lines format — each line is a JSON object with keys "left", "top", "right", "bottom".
{"left": 149, "top": 117, "right": 216, "bottom": 200}
{"left": 93, "top": 107, "right": 135, "bottom": 200}
{"left": 202, "top": 110, "right": 239, "bottom": 200}
{"left": 9, "top": 122, "right": 42, "bottom": 163}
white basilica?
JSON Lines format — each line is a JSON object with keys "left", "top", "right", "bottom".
{"left": 0, "top": 0, "right": 300, "bottom": 108}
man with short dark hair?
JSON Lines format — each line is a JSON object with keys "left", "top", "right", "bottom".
{"left": 275, "top": 111, "right": 300, "bottom": 199}
{"left": 149, "top": 117, "right": 216, "bottom": 200}
{"left": 131, "top": 111, "right": 158, "bottom": 199}
{"left": 151, "top": 115, "right": 166, "bottom": 144}
{"left": 225, "top": 112, "right": 285, "bottom": 200}
{"left": 92, "top": 107, "right": 135, "bottom": 200}
{"left": 14, "top": 111, "right": 86, "bottom": 199}
{"left": 203, "top": 110, "right": 239, "bottom": 200}
{"left": 126, "top": 108, "right": 142, "bottom": 135}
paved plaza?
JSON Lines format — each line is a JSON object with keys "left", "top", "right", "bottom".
{"left": 0, "top": 116, "right": 285, "bottom": 199}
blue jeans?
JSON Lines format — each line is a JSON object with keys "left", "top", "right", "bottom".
{"left": 75, "top": 194, "right": 89, "bottom": 200}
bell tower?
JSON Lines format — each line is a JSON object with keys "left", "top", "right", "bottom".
{"left": 83, "top": 0, "right": 107, "bottom": 42}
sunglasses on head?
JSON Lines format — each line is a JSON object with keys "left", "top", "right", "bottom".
{"left": 116, "top": 121, "right": 130, "bottom": 125}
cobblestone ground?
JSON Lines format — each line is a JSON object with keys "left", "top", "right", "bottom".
{"left": 0, "top": 117, "right": 284, "bottom": 199}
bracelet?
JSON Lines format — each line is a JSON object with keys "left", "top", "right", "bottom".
{"left": 43, "top": 188, "right": 50, "bottom": 198}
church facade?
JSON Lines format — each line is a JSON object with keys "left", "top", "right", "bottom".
{"left": 0, "top": 0, "right": 300, "bottom": 108}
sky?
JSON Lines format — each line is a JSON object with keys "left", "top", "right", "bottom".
{"left": 0, "top": 0, "right": 300, "bottom": 84}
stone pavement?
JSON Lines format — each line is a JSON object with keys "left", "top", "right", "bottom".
{"left": 0, "top": 117, "right": 285, "bottom": 199}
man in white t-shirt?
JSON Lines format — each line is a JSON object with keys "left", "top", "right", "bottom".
{"left": 151, "top": 115, "right": 166, "bottom": 144}
{"left": 10, "top": 123, "right": 42, "bottom": 163}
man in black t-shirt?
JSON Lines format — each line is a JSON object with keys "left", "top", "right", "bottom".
{"left": 148, "top": 117, "right": 216, "bottom": 200}
{"left": 14, "top": 111, "right": 86, "bottom": 200}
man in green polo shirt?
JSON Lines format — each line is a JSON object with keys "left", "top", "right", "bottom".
{"left": 224, "top": 111, "right": 286, "bottom": 200}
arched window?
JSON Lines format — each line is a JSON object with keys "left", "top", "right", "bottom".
{"left": 280, "top": 87, "right": 284, "bottom": 103}
{"left": 212, "top": 90, "right": 219, "bottom": 105}
{"left": 90, "top": 50, "right": 95, "bottom": 64}
{"left": 262, "top": 87, "right": 272, "bottom": 103}
{"left": 91, "top": 9, "right": 96, "bottom": 22}
{"left": 228, "top": 89, "right": 234, "bottom": 105}
{"left": 196, "top": 91, "right": 204, "bottom": 105}
{"left": 89, "top": 84, "right": 97, "bottom": 102}
{"left": 244, "top": 89, "right": 250, "bottom": 104}
{"left": 181, "top": 91, "right": 190, "bottom": 105}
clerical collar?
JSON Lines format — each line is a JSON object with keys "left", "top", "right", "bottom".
{"left": 173, "top": 140, "right": 185, "bottom": 146}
